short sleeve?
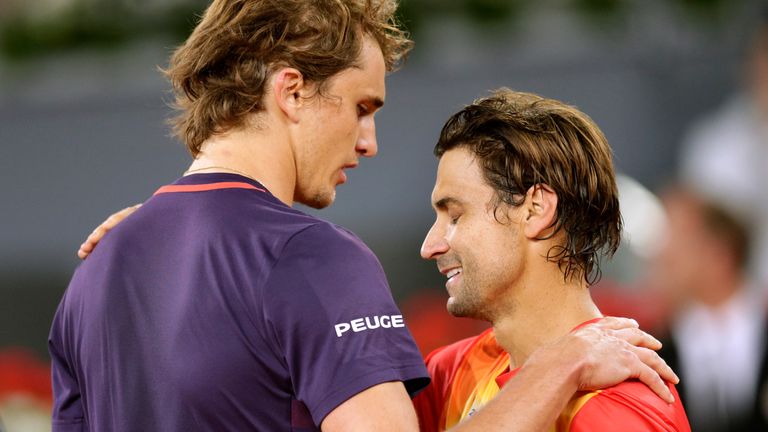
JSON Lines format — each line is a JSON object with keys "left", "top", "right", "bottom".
{"left": 262, "top": 223, "right": 429, "bottom": 425}
{"left": 49, "top": 299, "right": 86, "bottom": 432}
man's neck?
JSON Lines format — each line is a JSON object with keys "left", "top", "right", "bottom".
{"left": 188, "top": 119, "right": 297, "bottom": 206}
{"left": 492, "top": 269, "right": 602, "bottom": 369}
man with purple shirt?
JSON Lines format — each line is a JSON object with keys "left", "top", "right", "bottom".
{"left": 51, "top": 0, "right": 677, "bottom": 431}
{"left": 51, "top": 171, "right": 429, "bottom": 431}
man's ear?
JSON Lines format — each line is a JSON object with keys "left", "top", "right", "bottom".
{"left": 523, "top": 184, "right": 558, "bottom": 239}
{"left": 272, "top": 67, "right": 307, "bottom": 123}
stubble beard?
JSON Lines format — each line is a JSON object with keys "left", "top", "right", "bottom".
{"left": 446, "top": 272, "right": 491, "bottom": 321}
{"left": 305, "top": 192, "right": 334, "bottom": 209}
{"left": 297, "top": 184, "right": 336, "bottom": 209}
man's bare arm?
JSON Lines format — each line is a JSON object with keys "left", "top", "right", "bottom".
{"left": 322, "top": 382, "right": 420, "bottom": 431}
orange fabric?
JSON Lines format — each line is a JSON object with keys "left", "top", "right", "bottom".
{"left": 414, "top": 324, "right": 691, "bottom": 431}
{"left": 154, "top": 182, "right": 265, "bottom": 195}
{"left": 414, "top": 329, "right": 503, "bottom": 432}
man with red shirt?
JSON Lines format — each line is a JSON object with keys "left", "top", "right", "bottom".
{"left": 416, "top": 89, "right": 690, "bottom": 431}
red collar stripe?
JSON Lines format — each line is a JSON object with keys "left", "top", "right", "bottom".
{"left": 154, "top": 182, "right": 265, "bottom": 195}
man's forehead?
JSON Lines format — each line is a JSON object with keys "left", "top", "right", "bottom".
{"left": 435, "top": 148, "right": 477, "bottom": 181}
{"left": 350, "top": 37, "right": 386, "bottom": 96}
{"left": 431, "top": 149, "right": 485, "bottom": 205}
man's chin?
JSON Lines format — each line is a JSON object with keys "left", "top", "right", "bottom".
{"left": 446, "top": 298, "right": 470, "bottom": 318}
{"left": 447, "top": 297, "right": 485, "bottom": 320}
{"left": 298, "top": 190, "right": 335, "bottom": 209}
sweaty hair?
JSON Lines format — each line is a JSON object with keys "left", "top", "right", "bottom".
{"left": 165, "top": 0, "right": 412, "bottom": 156}
{"left": 434, "top": 88, "right": 622, "bottom": 285}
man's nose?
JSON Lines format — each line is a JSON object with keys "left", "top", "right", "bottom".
{"left": 421, "top": 224, "right": 448, "bottom": 260}
{"left": 356, "top": 117, "right": 378, "bottom": 157}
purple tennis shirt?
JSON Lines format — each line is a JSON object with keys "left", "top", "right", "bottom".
{"left": 49, "top": 173, "right": 429, "bottom": 431}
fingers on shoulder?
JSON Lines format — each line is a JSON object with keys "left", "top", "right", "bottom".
{"left": 593, "top": 316, "right": 639, "bottom": 330}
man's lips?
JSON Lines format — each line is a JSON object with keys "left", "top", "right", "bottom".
{"left": 337, "top": 162, "right": 358, "bottom": 184}
{"left": 446, "top": 268, "right": 462, "bottom": 279}
{"left": 439, "top": 266, "right": 463, "bottom": 282}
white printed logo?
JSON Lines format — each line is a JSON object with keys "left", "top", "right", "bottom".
{"left": 334, "top": 315, "right": 405, "bottom": 338}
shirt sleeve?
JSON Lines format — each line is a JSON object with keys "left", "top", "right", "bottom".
{"left": 48, "top": 299, "right": 86, "bottom": 432}
{"left": 262, "top": 222, "right": 430, "bottom": 426}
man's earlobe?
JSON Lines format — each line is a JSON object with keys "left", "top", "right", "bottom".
{"left": 523, "top": 184, "right": 558, "bottom": 239}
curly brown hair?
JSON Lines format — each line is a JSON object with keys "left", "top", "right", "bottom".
{"left": 165, "top": 0, "right": 412, "bottom": 156}
{"left": 435, "top": 89, "right": 622, "bottom": 285}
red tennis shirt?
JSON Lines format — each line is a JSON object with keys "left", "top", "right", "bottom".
{"left": 413, "top": 322, "right": 690, "bottom": 431}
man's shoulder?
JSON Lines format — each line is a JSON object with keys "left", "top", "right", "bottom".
{"left": 264, "top": 220, "right": 388, "bottom": 299}
{"left": 565, "top": 380, "right": 690, "bottom": 431}
{"left": 594, "top": 380, "right": 686, "bottom": 416}
{"left": 279, "top": 219, "right": 377, "bottom": 263}
{"left": 143, "top": 183, "right": 347, "bottom": 242}
{"left": 287, "top": 219, "right": 366, "bottom": 246}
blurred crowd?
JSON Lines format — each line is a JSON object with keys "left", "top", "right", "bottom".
{"left": 649, "top": 15, "right": 768, "bottom": 431}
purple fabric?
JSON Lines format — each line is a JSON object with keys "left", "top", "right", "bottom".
{"left": 49, "top": 173, "right": 429, "bottom": 431}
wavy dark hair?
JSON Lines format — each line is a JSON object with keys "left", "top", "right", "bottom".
{"left": 165, "top": 0, "right": 412, "bottom": 156}
{"left": 435, "top": 89, "right": 622, "bottom": 285}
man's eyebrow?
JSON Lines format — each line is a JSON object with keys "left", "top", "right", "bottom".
{"left": 433, "top": 196, "right": 463, "bottom": 210}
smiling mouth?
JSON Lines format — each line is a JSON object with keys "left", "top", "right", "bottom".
{"left": 446, "top": 268, "right": 462, "bottom": 282}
